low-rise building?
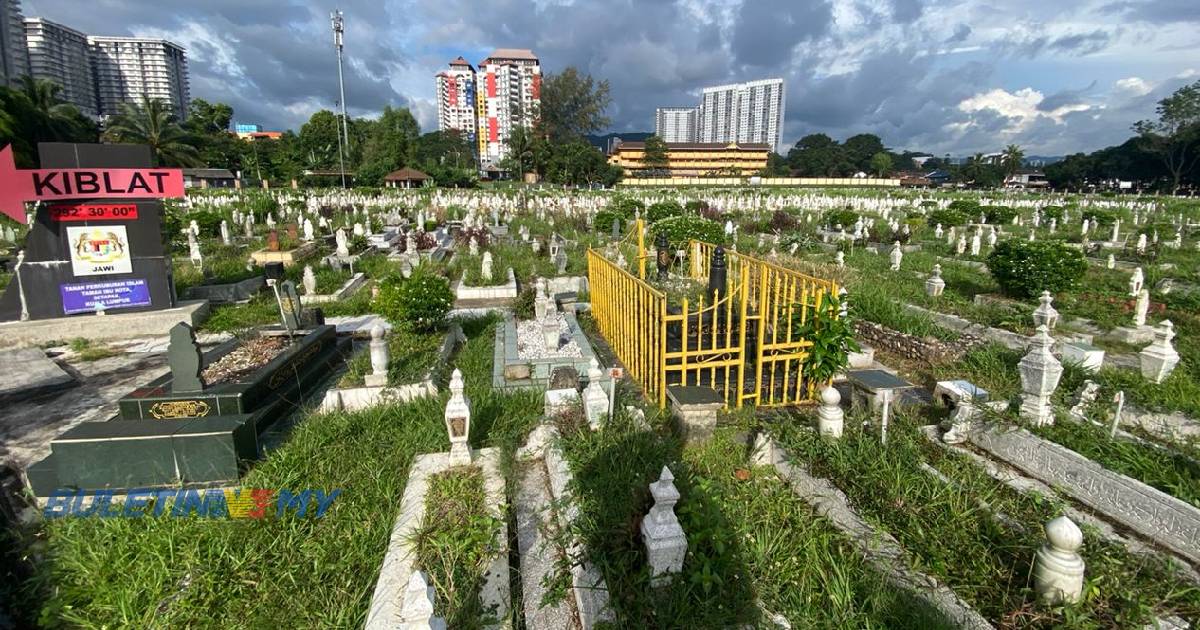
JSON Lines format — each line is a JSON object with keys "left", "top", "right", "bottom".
{"left": 182, "top": 168, "right": 236, "bottom": 189}
{"left": 608, "top": 140, "right": 769, "bottom": 177}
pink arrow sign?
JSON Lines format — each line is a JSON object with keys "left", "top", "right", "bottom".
{"left": 0, "top": 145, "right": 185, "bottom": 223}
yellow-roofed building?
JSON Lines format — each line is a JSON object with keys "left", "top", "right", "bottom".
{"left": 608, "top": 141, "right": 770, "bottom": 177}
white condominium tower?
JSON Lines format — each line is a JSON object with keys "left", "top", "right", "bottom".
{"left": 435, "top": 56, "right": 478, "bottom": 143}
{"left": 655, "top": 107, "right": 698, "bottom": 143}
{"left": 0, "top": 0, "right": 28, "bottom": 86}
{"left": 698, "top": 78, "right": 784, "bottom": 150}
{"left": 24, "top": 18, "right": 96, "bottom": 116}
{"left": 88, "top": 36, "right": 189, "bottom": 120}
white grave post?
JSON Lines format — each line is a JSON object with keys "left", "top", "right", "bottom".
{"left": 1129, "top": 267, "right": 1144, "bottom": 297}
{"left": 1033, "top": 516, "right": 1085, "bottom": 604}
{"left": 365, "top": 324, "right": 389, "bottom": 387}
{"left": 817, "top": 385, "right": 844, "bottom": 438}
{"left": 1106, "top": 254, "right": 1115, "bottom": 269}
{"left": 444, "top": 369, "right": 472, "bottom": 465}
{"left": 1019, "top": 325, "right": 1063, "bottom": 427}
{"left": 1133, "top": 288, "right": 1149, "bottom": 327}
{"left": 583, "top": 358, "right": 610, "bottom": 429}
{"left": 925, "top": 264, "right": 945, "bottom": 297}
{"left": 398, "top": 571, "right": 447, "bottom": 630}
{"left": 1139, "top": 320, "right": 1180, "bottom": 384}
{"left": 220, "top": 220, "right": 231, "bottom": 245}
{"left": 302, "top": 265, "right": 317, "bottom": 295}
{"left": 336, "top": 228, "right": 350, "bottom": 257}
{"left": 1031, "top": 291, "right": 1059, "bottom": 330}
{"left": 889, "top": 241, "right": 902, "bottom": 271}
{"left": 640, "top": 466, "right": 687, "bottom": 586}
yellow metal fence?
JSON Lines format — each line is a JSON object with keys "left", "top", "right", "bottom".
{"left": 588, "top": 233, "right": 838, "bottom": 409}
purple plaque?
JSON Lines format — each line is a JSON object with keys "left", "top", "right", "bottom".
{"left": 60, "top": 279, "right": 152, "bottom": 315}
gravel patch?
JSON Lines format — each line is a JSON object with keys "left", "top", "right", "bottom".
{"left": 516, "top": 313, "right": 582, "bottom": 360}
{"left": 202, "top": 336, "right": 289, "bottom": 385}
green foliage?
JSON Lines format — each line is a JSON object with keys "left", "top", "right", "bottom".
{"left": 1041, "top": 205, "right": 1066, "bottom": 220}
{"left": 925, "top": 207, "right": 968, "bottom": 228}
{"left": 947, "top": 199, "right": 981, "bottom": 216}
{"left": 987, "top": 240, "right": 1087, "bottom": 298}
{"left": 982, "top": 205, "right": 1017, "bottom": 224}
{"left": 646, "top": 200, "right": 684, "bottom": 223}
{"left": 649, "top": 215, "right": 724, "bottom": 249}
{"left": 792, "top": 292, "right": 860, "bottom": 386}
{"left": 641, "top": 134, "right": 670, "bottom": 170}
{"left": 511, "top": 284, "right": 536, "bottom": 320}
{"left": 373, "top": 268, "right": 453, "bottom": 331}
{"left": 822, "top": 208, "right": 859, "bottom": 228}
{"left": 102, "top": 96, "right": 200, "bottom": 167}
{"left": 1081, "top": 208, "right": 1118, "bottom": 227}
{"left": 610, "top": 197, "right": 644, "bottom": 218}
{"left": 593, "top": 210, "right": 624, "bottom": 235}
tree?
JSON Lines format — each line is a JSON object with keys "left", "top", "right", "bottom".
{"left": 1133, "top": 79, "right": 1200, "bottom": 194}
{"left": 842, "top": 133, "right": 885, "bottom": 172}
{"left": 355, "top": 106, "right": 421, "bottom": 185}
{"left": 538, "top": 67, "right": 612, "bottom": 142}
{"left": 298, "top": 110, "right": 345, "bottom": 171}
{"left": 787, "top": 133, "right": 849, "bottom": 176}
{"left": 499, "top": 124, "right": 540, "bottom": 176}
{"left": 184, "top": 99, "right": 233, "bottom": 135}
{"left": 102, "top": 97, "right": 201, "bottom": 167}
{"left": 869, "top": 151, "right": 893, "bottom": 177}
{"left": 760, "top": 152, "right": 791, "bottom": 176}
{"left": 545, "top": 140, "right": 621, "bottom": 187}
{"left": 641, "top": 134, "right": 669, "bottom": 172}
{"left": 1001, "top": 144, "right": 1024, "bottom": 177}
{"left": 0, "top": 77, "right": 97, "bottom": 166}
{"left": 1044, "top": 153, "right": 1091, "bottom": 190}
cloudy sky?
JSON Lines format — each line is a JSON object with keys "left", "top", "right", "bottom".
{"left": 24, "top": 0, "right": 1200, "bottom": 155}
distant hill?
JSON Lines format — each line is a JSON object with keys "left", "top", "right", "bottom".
{"left": 586, "top": 132, "right": 653, "bottom": 151}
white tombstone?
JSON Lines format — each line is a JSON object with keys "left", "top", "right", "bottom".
{"left": 398, "top": 571, "right": 447, "bottom": 630}
{"left": 969, "top": 230, "right": 981, "bottom": 256}
{"left": 244, "top": 216, "right": 254, "bottom": 239}
{"left": 1171, "top": 230, "right": 1183, "bottom": 249}
{"left": 1031, "top": 291, "right": 1059, "bottom": 330}
{"left": 926, "top": 264, "right": 945, "bottom": 297}
{"left": 946, "top": 227, "right": 956, "bottom": 247}
{"left": 1129, "top": 267, "right": 1144, "bottom": 297}
{"left": 353, "top": 222, "right": 365, "bottom": 237}
{"left": 986, "top": 226, "right": 997, "bottom": 248}
{"left": 1027, "top": 230, "right": 1036, "bottom": 242}
{"left": 817, "top": 385, "right": 844, "bottom": 438}
{"left": 2, "top": 226, "right": 12, "bottom": 242}
{"left": 189, "top": 219, "right": 200, "bottom": 236}
{"left": 365, "top": 324, "right": 389, "bottom": 387}
{"left": 1068, "top": 380, "right": 1101, "bottom": 421}
{"left": 303, "top": 218, "right": 315, "bottom": 242}
{"left": 724, "top": 220, "right": 734, "bottom": 236}
{"left": 1133, "top": 288, "right": 1150, "bottom": 327}
{"left": 1049, "top": 217, "right": 1057, "bottom": 234}
{"left": 302, "top": 264, "right": 317, "bottom": 295}
{"left": 835, "top": 251, "right": 845, "bottom": 269}
{"left": 934, "top": 223, "right": 943, "bottom": 239}
{"left": 889, "top": 241, "right": 902, "bottom": 271}
{"left": 541, "top": 312, "right": 559, "bottom": 352}
{"left": 220, "top": 220, "right": 231, "bottom": 245}
{"left": 480, "top": 251, "right": 493, "bottom": 282}
{"left": 1106, "top": 254, "right": 1115, "bottom": 269}
{"left": 1139, "top": 320, "right": 1180, "bottom": 384}
{"left": 640, "top": 466, "right": 687, "bottom": 586}
{"left": 468, "top": 236, "right": 479, "bottom": 257}
{"left": 582, "top": 358, "right": 610, "bottom": 428}
{"left": 955, "top": 234, "right": 967, "bottom": 255}
{"left": 1034, "top": 516, "right": 1085, "bottom": 605}
{"left": 335, "top": 228, "right": 350, "bottom": 257}
{"left": 444, "top": 369, "right": 472, "bottom": 465}
{"left": 1018, "top": 325, "right": 1063, "bottom": 427}
{"left": 1136, "top": 233, "right": 1147, "bottom": 255}
{"left": 1110, "top": 219, "right": 1120, "bottom": 243}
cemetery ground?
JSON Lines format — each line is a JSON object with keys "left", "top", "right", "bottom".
{"left": 2, "top": 187, "right": 1200, "bottom": 628}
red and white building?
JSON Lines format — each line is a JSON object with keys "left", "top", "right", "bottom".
{"left": 435, "top": 49, "right": 540, "bottom": 169}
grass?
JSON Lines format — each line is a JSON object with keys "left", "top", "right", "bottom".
{"left": 1032, "top": 418, "right": 1200, "bottom": 508}
{"left": 11, "top": 316, "right": 539, "bottom": 628}
{"left": 412, "top": 466, "right": 503, "bottom": 628}
{"left": 66, "top": 338, "right": 121, "bottom": 362}
{"left": 773, "top": 414, "right": 1200, "bottom": 628}
{"left": 336, "top": 324, "right": 447, "bottom": 388}
{"left": 549, "top": 409, "right": 956, "bottom": 628}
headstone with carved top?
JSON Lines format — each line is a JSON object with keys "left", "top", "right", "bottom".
{"left": 168, "top": 322, "right": 205, "bottom": 393}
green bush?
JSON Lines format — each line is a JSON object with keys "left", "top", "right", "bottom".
{"left": 646, "top": 201, "right": 684, "bottom": 223}
{"left": 822, "top": 209, "right": 859, "bottom": 228}
{"left": 594, "top": 210, "right": 624, "bottom": 235}
{"left": 1041, "top": 205, "right": 1065, "bottom": 221}
{"left": 1082, "top": 208, "right": 1118, "bottom": 227}
{"left": 982, "top": 205, "right": 1017, "bottom": 224}
{"left": 610, "top": 197, "right": 644, "bottom": 219}
{"left": 926, "top": 207, "right": 968, "bottom": 228}
{"left": 511, "top": 284, "right": 536, "bottom": 320}
{"left": 987, "top": 240, "right": 1087, "bottom": 299}
{"left": 372, "top": 268, "right": 454, "bottom": 331}
{"left": 948, "top": 199, "right": 980, "bottom": 216}
{"left": 650, "top": 215, "right": 724, "bottom": 249}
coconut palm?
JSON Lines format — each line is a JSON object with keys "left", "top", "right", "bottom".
{"left": 18, "top": 76, "right": 78, "bottom": 139}
{"left": 1001, "top": 144, "right": 1024, "bottom": 177}
{"left": 102, "top": 96, "right": 201, "bottom": 167}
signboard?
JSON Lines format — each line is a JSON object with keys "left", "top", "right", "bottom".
{"left": 50, "top": 203, "right": 139, "bottom": 222}
{"left": 67, "top": 225, "right": 132, "bottom": 276}
{"left": 60, "top": 279, "right": 152, "bottom": 314}
{"left": 0, "top": 145, "right": 183, "bottom": 223}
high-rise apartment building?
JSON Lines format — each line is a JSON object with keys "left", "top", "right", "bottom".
{"left": 474, "top": 49, "right": 540, "bottom": 166}
{"left": 24, "top": 18, "right": 96, "bottom": 116}
{"left": 88, "top": 36, "right": 189, "bottom": 120}
{"left": 655, "top": 107, "right": 698, "bottom": 143}
{"left": 698, "top": 78, "right": 784, "bottom": 150}
{"left": 0, "top": 0, "right": 28, "bottom": 86}
{"left": 435, "top": 56, "right": 477, "bottom": 142}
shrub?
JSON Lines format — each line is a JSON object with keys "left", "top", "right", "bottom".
{"left": 454, "top": 226, "right": 490, "bottom": 249}
{"left": 770, "top": 209, "right": 799, "bottom": 233}
{"left": 646, "top": 201, "right": 684, "bottom": 223}
{"left": 349, "top": 234, "right": 370, "bottom": 254}
{"left": 594, "top": 210, "right": 624, "bottom": 235}
{"left": 1041, "top": 205, "right": 1065, "bottom": 221}
{"left": 511, "top": 284, "right": 536, "bottom": 320}
{"left": 792, "top": 291, "right": 860, "bottom": 387}
{"left": 822, "top": 209, "right": 859, "bottom": 229}
{"left": 983, "top": 205, "right": 1017, "bottom": 224}
{"left": 987, "top": 240, "right": 1087, "bottom": 299}
{"left": 1082, "top": 208, "right": 1118, "bottom": 227}
{"left": 650, "top": 215, "right": 724, "bottom": 249}
{"left": 948, "top": 199, "right": 981, "bottom": 216}
{"left": 684, "top": 200, "right": 704, "bottom": 213}
{"left": 373, "top": 268, "right": 453, "bottom": 331}
{"left": 186, "top": 210, "right": 224, "bottom": 237}
{"left": 926, "top": 207, "right": 968, "bottom": 228}
{"left": 610, "top": 197, "right": 644, "bottom": 218}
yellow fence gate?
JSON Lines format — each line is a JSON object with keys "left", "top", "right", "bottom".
{"left": 587, "top": 228, "right": 838, "bottom": 409}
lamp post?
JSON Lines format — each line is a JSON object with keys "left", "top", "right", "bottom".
{"left": 331, "top": 9, "right": 349, "bottom": 189}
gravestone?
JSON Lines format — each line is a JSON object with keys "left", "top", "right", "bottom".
{"left": 548, "top": 365, "right": 579, "bottom": 390}
{"left": 279, "top": 280, "right": 302, "bottom": 330}
{"left": 168, "top": 322, "right": 205, "bottom": 392}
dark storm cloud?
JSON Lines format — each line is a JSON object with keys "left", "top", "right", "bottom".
{"left": 1101, "top": 0, "right": 1200, "bottom": 24}
{"left": 890, "top": 0, "right": 925, "bottom": 23}
{"left": 730, "top": 0, "right": 833, "bottom": 67}
{"left": 1037, "top": 81, "right": 1096, "bottom": 112}
{"left": 1048, "top": 30, "right": 1112, "bottom": 55}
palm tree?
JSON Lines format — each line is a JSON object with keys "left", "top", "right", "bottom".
{"left": 18, "top": 76, "right": 78, "bottom": 139}
{"left": 1001, "top": 144, "right": 1024, "bottom": 177}
{"left": 103, "top": 97, "right": 201, "bottom": 166}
